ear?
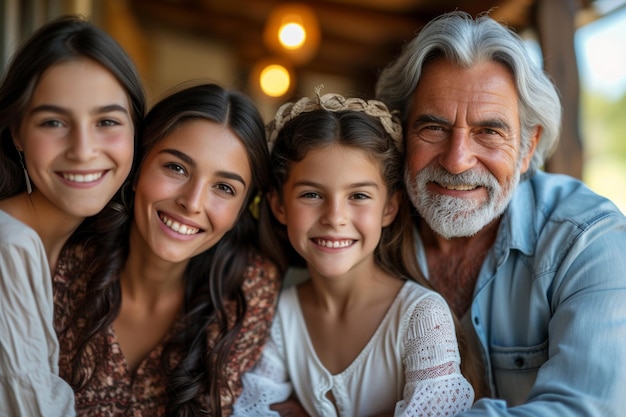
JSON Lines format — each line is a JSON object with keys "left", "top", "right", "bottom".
{"left": 382, "top": 190, "right": 401, "bottom": 228}
{"left": 10, "top": 126, "right": 23, "bottom": 151}
{"left": 520, "top": 125, "right": 541, "bottom": 173}
{"left": 268, "top": 189, "right": 288, "bottom": 225}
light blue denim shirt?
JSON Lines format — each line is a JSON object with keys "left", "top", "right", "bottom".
{"left": 415, "top": 171, "right": 626, "bottom": 417}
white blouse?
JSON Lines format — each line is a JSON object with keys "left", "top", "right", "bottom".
{"left": 0, "top": 210, "right": 76, "bottom": 416}
{"left": 233, "top": 281, "right": 474, "bottom": 417}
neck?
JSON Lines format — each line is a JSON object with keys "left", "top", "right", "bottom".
{"left": 121, "top": 227, "right": 188, "bottom": 307}
{"left": 417, "top": 216, "right": 501, "bottom": 317}
{"left": 305, "top": 261, "right": 403, "bottom": 314}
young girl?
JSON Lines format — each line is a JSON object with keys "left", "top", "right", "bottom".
{"left": 0, "top": 16, "right": 145, "bottom": 416}
{"left": 54, "top": 83, "right": 281, "bottom": 416}
{"left": 233, "top": 91, "right": 475, "bottom": 416}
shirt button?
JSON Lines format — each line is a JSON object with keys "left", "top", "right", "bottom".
{"left": 514, "top": 357, "right": 525, "bottom": 367}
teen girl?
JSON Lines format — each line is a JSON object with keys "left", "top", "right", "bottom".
{"left": 233, "top": 90, "right": 475, "bottom": 417}
{"left": 0, "top": 16, "right": 144, "bottom": 416}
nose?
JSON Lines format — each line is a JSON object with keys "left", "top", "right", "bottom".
{"left": 176, "top": 179, "right": 204, "bottom": 214}
{"left": 65, "top": 125, "right": 98, "bottom": 162}
{"left": 321, "top": 198, "right": 348, "bottom": 228}
{"left": 438, "top": 128, "right": 477, "bottom": 174}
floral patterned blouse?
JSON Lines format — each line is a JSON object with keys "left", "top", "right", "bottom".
{"left": 53, "top": 247, "right": 280, "bottom": 416}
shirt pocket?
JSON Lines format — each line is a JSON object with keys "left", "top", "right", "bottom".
{"left": 489, "top": 339, "right": 548, "bottom": 406}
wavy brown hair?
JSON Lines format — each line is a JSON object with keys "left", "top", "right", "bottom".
{"left": 62, "top": 83, "right": 274, "bottom": 416}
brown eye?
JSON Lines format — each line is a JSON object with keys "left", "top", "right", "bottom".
{"left": 164, "top": 162, "right": 186, "bottom": 176}
{"left": 351, "top": 193, "right": 370, "bottom": 200}
{"left": 215, "top": 183, "right": 236, "bottom": 195}
{"left": 40, "top": 119, "right": 64, "bottom": 128}
{"left": 97, "top": 119, "right": 120, "bottom": 127}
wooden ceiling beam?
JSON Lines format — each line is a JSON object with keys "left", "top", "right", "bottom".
{"left": 132, "top": 0, "right": 423, "bottom": 43}
{"left": 130, "top": 0, "right": 415, "bottom": 77}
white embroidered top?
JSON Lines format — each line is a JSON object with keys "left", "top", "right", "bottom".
{"left": 233, "top": 281, "right": 474, "bottom": 417}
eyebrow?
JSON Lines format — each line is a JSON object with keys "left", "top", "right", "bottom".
{"left": 479, "top": 119, "right": 511, "bottom": 132}
{"left": 28, "top": 103, "right": 129, "bottom": 116}
{"left": 411, "top": 114, "right": 511, "bottom": 132}
{"left": 294, "top": 180, "right": 379, "bottom": 189}
{"left": 410, "top": 114, "right": 449, "bottom": 128}
{"left": 159, "top": 148, "right": 247, "bottom": 187}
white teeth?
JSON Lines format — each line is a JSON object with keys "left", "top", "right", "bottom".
{"left": 315, "top": 239, "right": 353, "bottom": 248}
{"left": 443, "top": 184, "right": 476, "bottom": 191}
{"left": 63, "top": 172, "right": 104, "bottom": 183}
{"left": 159, "top": 214, "right": 200, "bottom": 235}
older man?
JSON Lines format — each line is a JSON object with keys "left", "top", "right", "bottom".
{"left": 375, "top": 10, "right": 626, "bottom": 417}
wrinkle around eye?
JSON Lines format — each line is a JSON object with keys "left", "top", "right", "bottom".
{"left": 415, "top": 129, "right": 448, "bottom": 143}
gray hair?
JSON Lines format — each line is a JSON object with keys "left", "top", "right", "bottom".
{"left": 375, "top": 11, "right": 562, "bottom": 176}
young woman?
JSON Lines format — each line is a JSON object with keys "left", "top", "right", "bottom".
{"left": 233, "top": 91, "right": 475, "bottom": 416}
{"left": 54, "top": 83, "right": 281, "bottom": 416}
{"left": 0, "top": 16, "right": 145, "bottom": 416}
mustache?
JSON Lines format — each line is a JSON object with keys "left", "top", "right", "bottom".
{"left": 418, "top": 165, "right": 499, "bottom": 193}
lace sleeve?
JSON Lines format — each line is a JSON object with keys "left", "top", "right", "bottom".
{"left": 231, "top": 320, "right": 293, "bottom": 417}
{"left": 394, "top": 294, "right": 474, "bottom": 416}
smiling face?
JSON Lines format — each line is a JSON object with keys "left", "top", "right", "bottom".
{"left": 270, "top": 143, "right": 399, "bottom": 280}
{"left": 404, "top": 58, "right": 539, "bottom": 238}
{"left": 14, "top": 58, "right": 135, "bottom": 220}
{"left": 131, "top": 118, "right": 251, "bottom": 265}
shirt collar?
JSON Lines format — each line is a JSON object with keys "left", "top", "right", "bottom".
{"left": 497, "top": 175, "right": 538, "bottom": 257}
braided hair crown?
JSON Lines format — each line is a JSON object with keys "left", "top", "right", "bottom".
{"left": 266, "top": 85, "right": 403, "bottom": 151}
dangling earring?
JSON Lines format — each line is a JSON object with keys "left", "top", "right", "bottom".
{"left": 17, "top": 149, "right": 33, "bottom": 195}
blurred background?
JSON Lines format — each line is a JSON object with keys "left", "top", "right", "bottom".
{"left": 1, "top": 0, "right": 625, "bottom": 212}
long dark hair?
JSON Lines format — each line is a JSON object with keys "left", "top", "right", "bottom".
{"left": 64, "top": 83, "right": 273, "bottom": 416}
{"left": 0, "top": 14, "right": 145, "bottom": 199}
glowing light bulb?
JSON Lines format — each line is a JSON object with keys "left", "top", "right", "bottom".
{"left": 260, "top": 64, "right": 291, "bottom": 97}
{"left": 263, "top": 4, "right": 320, "bottom": 64}
{"left": 279, "top": 22, "right": 306, "bottom": 50}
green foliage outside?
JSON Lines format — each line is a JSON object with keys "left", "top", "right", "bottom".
{"left": 581, "top": 90, "right": 626, "bottom": 214}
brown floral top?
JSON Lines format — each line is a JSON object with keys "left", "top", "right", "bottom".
{"left": 53, "top": 248, "right": 280, "bottom": 417}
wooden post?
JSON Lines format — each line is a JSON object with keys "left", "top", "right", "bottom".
{"left": 534, "top": 0, "right": 583, "bottom": 178}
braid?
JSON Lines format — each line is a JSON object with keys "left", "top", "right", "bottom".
{"left": 267, "top": 85, "right": 402, "bottom": 151}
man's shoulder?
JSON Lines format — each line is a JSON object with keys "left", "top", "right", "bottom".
{"left": 516, "top": 171, "right": 624, "bottom": 223}
{"left": 502, "top": 171, "right": 626, "bottom": 262}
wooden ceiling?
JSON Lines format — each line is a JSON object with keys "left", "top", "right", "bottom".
{"left": 128, "top": 0, "right": 553, "bottom": 90}
{"left": 121, "top": 0, "right": 609, "bottom": 179}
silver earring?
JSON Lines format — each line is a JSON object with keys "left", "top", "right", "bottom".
{"left": 17, "top": 150, "right": 33, "bottom": 194}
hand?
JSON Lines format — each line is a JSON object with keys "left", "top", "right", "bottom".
{"left": 270, "top": 399, "right": 311, "bottom": 417}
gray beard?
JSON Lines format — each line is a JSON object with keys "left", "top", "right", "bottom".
{"left": 406, "top": 164, "right": 521, "bottom": 239}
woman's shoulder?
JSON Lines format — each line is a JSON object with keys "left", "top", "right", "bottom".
{"left": 247, "top": 251, "right": 280, "bottom": 271}
{"left": 0, "top": 209, "right": 50, "bottom": 298}
{"left": 0, "top": 210, "right": 49, "bottom": 284}
{"left": 53, "top": 242, "right": 98, "bottom": 307}
{"left": 400, "top": 279, "right": 441, "bottom": 302}
{"left": 240, "top": 252, "right": 281, "bottom": 307}
{"left": 396, "top": 281, "right": 453, "bottom": 324}
{"left": 242, "top": 252, "right": 281, "bottom": 289}
{"left": 0, "top": 209, "right": 41, "bottom": 249}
